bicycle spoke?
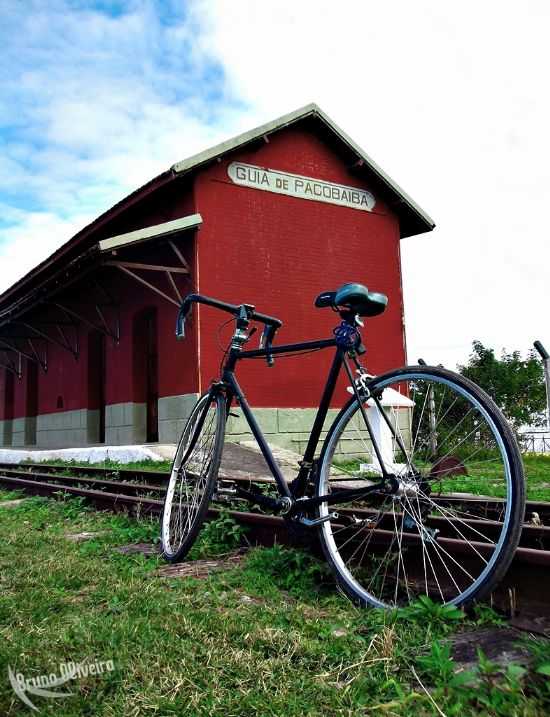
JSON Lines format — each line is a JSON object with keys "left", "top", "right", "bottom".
{"left": 399, "top": 497, "right": 476, "bottom": 582}
{"left": 403, "top": 492, "right": 458, "bottom": 599}
{"left": 416, "top": 488, "right": 495, "bottom": 549}
{"left": 162, "top": 396, "right": 221, "bottom": 559}
{"left": 318, "top": 368, "right": 520, "bottom": 608}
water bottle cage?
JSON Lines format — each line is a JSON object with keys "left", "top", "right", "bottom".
{"left": 334, "top": 321, "right": 361, "bottom": 349}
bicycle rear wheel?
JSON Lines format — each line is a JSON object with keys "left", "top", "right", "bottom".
{"left": 316, "top": 366, "right": 525, "bottom": 608}
{"left": 161, "top": 391, "right": 225, "bottom": 562}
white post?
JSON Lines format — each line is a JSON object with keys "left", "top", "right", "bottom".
{"left": 367, "top": 388, "right": 415, "bottom": 473}
{"left": 534, "top": 341, "right": 550, "bottom": 430}
{"left": 368, "top": 404, "right": 398, "bottom": 472}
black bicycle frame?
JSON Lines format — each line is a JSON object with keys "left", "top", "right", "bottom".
{"left": 213, "top": 335, "right": 394, "bottom": 514}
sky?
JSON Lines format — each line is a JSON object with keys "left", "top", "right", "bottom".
{"left": 1, "top": 0, "right": 549, "bottom": 370}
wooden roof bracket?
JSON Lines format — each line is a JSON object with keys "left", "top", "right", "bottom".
{"left": 18, "top": 320, "right": 79, "bottom": 359}
{"left": 98, "top": 213, "right": 200, "bottom": 309}
{"left": 0, "top": 350, "right": 21, "bottom": 378}
{"left": 0, "top": 338, "right": 46, "bottom": 372}
{"left": 108, "top": 264, "right": 181, "bottom": 308}
{"left": 26, "top": 338, "right": 48, "bottom": 372}
{"left": 54, "top": 302, "right": 120, "bottom": 343}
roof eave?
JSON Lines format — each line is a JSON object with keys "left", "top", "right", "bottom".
{"left": 0, "top": 168, "right": 176, "bottom": 308}
{"left": 0, "top": 103, "right": 434, "bottom": 314}
{"left": 171, "top": 103, "right": 435, "bottom": 237}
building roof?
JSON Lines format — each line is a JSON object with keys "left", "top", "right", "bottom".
{"left": 0, "top": 103, "right": 434, "bottom": 317}
{"left": 172, "top": 103, "right": 435, "bottom": 238}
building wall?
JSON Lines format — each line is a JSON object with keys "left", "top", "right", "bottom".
{"left": 194, "top": 126, "right": 405, "bottom": 410}
{"left": 0, "top": 127, "right": 408, "bottom": 449}
{"left": 0, "top": 180, "right": 200, "bottom": 448}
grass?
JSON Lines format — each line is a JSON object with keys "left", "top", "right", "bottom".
{"left": 16, "top": 458, "right": 173, "bottom": 473}
{"left": 17, "top": 452, "right": 550, "bottom": 503}
{"left": 335, "top": 454, "right": 550, "bottom": 502}
{"left": 0, "top": 489, "right": 23, "bottom": 502}
{"left": 0, "top": 491, "right": 549, "bottom": 715}
{"left": 517, "top": 454, "right": 550, "bottom": 501}
{"left": 436, "top": 454, "right": 550, "bottom": 501}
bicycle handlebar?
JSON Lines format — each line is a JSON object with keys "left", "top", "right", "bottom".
{"left": 175, "top": 293, "right": 282, "bottom": 340}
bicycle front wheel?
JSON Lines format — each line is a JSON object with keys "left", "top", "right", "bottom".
{"left": 161, "top": 391, "right": 225, "bottom": 562}
{"left": 316, "top": 366, "right": 525, "bottom": 608}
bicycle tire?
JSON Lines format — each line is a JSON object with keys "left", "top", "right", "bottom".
{"left": 315, "top": 365, "right": 525, "bottom": 608}
{"left": 161, "top": 391, "right": 226, "bottom": 562}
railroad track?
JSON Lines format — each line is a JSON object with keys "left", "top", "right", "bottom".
{"left": 1, "top": 461, "right": 549, "bottom": 615}
{"left": 3, "top": 461, "right": 550, "bottom": 520}
{"left": 1, "top": 461, "right": 549, "bottom": 556}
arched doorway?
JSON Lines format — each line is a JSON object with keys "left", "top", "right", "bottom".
{"left": 133, "top": 309, "right": 158, "bottom": 443}
{"left": 88, "top": 331, "right": 106, "bottom": 443}
{"left": 3, "top": 370, "right": 14, "bottom": 446}
{"left": 25, "top": 360, "right": 38, "bottom": 444}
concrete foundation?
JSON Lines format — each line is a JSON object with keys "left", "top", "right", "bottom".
{"left": 158, "top": 394, "right": 350, "bottom": 454}
{"left": 225, "top": 406, "right": 343, "bottom": 454}
{"left": 0, "top": 392, "right": 409, "bottom": 457}
{"left": 105, "top": 403, "right": 146, "bottom": 445}
{"left": 12, "top": 417, "right": 26, "bottom": 447}
{"left": 2, "top": 403, "right": 148, "bottom": 449}
{"left": 158, "top": 393, "right": 200, "bottom": 443}
{"left": 11, "top": 416, "right": 37, "bottom": 446}
{"left": 36, "top": 409, "right": 99, "bottom": 448}
{"left": 0, "top": 419, "right": 13, "bottom": 447}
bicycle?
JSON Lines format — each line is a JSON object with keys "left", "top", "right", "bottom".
{"left": 160, "top": 283, "right": 525, "bottom": 608}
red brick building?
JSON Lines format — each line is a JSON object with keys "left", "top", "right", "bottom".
{"left": 0, "top": 104, "right": 434, "bottom": 449}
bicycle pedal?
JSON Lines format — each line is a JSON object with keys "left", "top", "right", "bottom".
{"left": 297, "top": 512, "right": 338, "bottom": 528}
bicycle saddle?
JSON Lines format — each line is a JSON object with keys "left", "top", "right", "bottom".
{"left": 315, "top": 282, "right": 388, "bottom": 317}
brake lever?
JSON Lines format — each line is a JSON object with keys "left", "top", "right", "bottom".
{"left": 259, "top": 325, "right": 275, "bottom": 366}
{"left": 175, "top": 306, "right": 187, "bottom": 339}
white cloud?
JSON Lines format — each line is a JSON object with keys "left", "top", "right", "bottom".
{"left": 189, "top": 0, "right": 550, "bottom": 366}
{"left": 0, "top": 206, "right": 95, "bottom": 289}
{"left": 1, "top": 0, "right": 549, "bottom": 367}
{"left": 0, "top": 0, "right": 247, "bottom": 290}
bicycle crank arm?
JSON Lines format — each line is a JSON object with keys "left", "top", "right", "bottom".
{"left": 295, "top": 512, "right": 339, "bottom": 528}
{"left": 292, "top": 481, "right": 392, "bottom": 512}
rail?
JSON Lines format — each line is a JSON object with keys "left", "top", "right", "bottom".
{"left": 1, "top": 461, "right": 549, "bottom": 615}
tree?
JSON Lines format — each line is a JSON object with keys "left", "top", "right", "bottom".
{"left": 458, "top": 341, "right": 546, "bottom": 430}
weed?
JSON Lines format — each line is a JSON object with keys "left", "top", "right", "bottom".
{"left": 470, "top": 602, "right": 506, "bottom": 626}
{"left": 1, "top": 493, "right": 548, "bottom": 716}
{"left": 523, "top": 637, "right": 550, "bottom": 704}
{"left": 189, "top": 510, "right": 249, "bottom": 558}
{"left": 418, "top": 641, "right": 458, "bottom": 686}
{"left": 399, "top": 595, "right": 465, "bottom": 631}
{"left": 24, "top": 457, "right": 172, "bottom": 472}
{"left": 243, "top": 544, "right": 329, "bottom": 596}
{"left": 52, "top": 494, "right": 91, "bottom": 518}
{"left": 466, "top": 650, "right": 528, "bottom": 715}
{"left": 0, "top": 489, "right": 24, "bottom": 502}
{"left": 535, "top": 663, "right": 550, "bottom": 701}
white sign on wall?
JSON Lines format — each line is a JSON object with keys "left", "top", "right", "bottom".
{"left": 227, "top": 162, "right": 376, "bottom": 212}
